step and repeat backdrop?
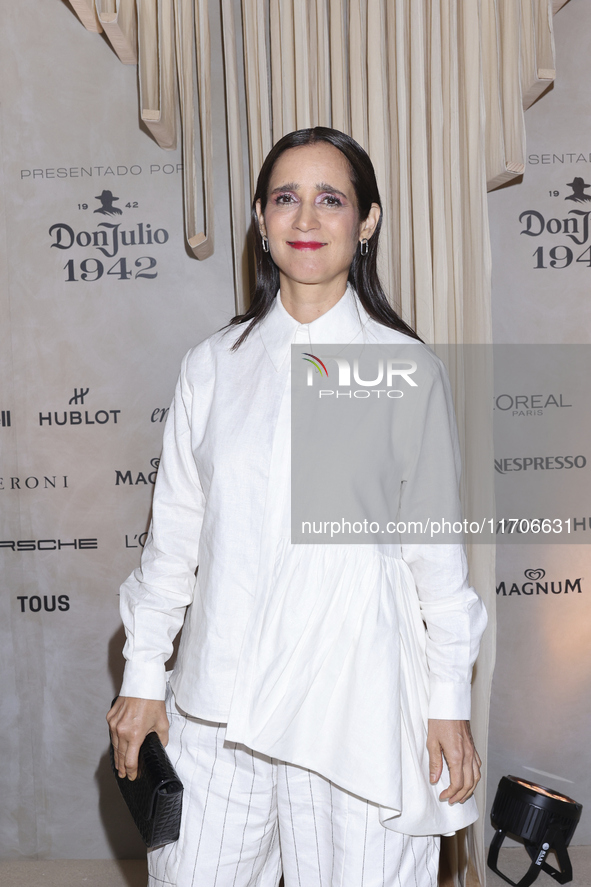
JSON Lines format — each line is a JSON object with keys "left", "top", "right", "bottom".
{"left": 0, "top": 1, "right": 236, "bottom": 858}
{"left": 486, "top": 0, "right": 591, "bottom": 848}
{"left": 1, "top": 0, "right": 590, "bottom": 864}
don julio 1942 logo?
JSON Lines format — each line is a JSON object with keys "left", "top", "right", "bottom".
{"left": 519, "top": 176, "right": 591, "bottom": 270}
{"left": 49, "top": 190, "right": 169, "bottom": 283}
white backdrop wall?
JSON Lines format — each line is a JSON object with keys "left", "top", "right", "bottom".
{"left": 0, "top": 0, "right": 236, "bottom": 858}
{"left": 487, "top": 0, "right": 591, "bottom": 848}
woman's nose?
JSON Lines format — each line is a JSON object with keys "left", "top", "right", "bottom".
{"left": 293, "top": 199, "right": 320, "bottom": 231}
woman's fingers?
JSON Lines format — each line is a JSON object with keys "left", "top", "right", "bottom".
{"left": 106, "top": 696, "right": 169, "bottom": 780}
{"left": 439, "top": 745, "right": 465, "bottom": 804}
{"left": 106, "top": 696, "right": 129, "bottom": 777}
{"left": 426, "top": 718, "right": 481, "bottom": 805}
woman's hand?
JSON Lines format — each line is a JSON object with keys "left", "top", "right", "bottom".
{"left": 107, "top": 696, "right": 169, "bottom": 781}
{"left": 427, "top": 719, "right": 481, "bottom": 805}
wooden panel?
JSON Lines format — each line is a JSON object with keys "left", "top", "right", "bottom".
{"left": 138, "top": 0, "right": 177, "bottom": 149}
{"left": 96, "top": 0, "right": 138, "bottom": 65}
{"left": 69, "top": 0, "right": 102, "bottom": 32}
{"left": 174, "top": 0, "right": 213, "bottom": 259}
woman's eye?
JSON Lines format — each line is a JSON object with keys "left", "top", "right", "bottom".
{"left": 275, "top": 193, "right": 296, "bottom": 205}
{"left": 321, "top": 194, "right": 343, "bottom": 206}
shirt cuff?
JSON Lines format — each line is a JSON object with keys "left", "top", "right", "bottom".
{"left": 428, "top": 680, "right": 472, "bottom": 720}
{"left": 119, "top": 660, "right": 167, "bottom": 700}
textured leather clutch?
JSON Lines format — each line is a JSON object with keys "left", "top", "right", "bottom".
{"left": 109, "top": 714, "right": 183, "bottom": 848}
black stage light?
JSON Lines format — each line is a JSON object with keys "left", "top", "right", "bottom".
{"left": 488, "top": 776, "right": 582, "bottom": 887}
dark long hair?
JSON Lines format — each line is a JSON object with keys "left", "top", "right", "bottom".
{"left": 227, "top": 127, "right": 420, "bottom": 346}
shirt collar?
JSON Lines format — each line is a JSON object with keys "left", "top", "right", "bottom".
{"left": 259, "top": 283, "right": 371, "bottom": 371}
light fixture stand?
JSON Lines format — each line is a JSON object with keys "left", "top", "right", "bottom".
{"left": 487, "top": 776, "right": 582, "bottom": 887}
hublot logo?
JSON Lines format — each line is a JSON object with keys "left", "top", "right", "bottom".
{"left": 116, "top": 458, "right": 159, "bottom": 486}
{"left": 39, "top": 388, "right": 121, "bottom": 427}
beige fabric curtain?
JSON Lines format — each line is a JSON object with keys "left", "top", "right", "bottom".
{"left": 67, "top": 0, "right": 560, "bottom": 283}
{"left": 71, "top": 0, "right": 566, "bottom": 276}
{"left": 69, "top": 0, "right": 566, "bottom": 882}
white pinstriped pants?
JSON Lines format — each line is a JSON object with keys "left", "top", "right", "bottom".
{"left": 148, "top": 688, "right": 440, "bottom": 887}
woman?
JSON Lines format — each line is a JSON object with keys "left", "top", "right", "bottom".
{"left": 108, "top": 127, "right": 487, "bottom": 887}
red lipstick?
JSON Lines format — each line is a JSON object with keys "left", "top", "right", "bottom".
{"left": 287, "top": 241, "right": 325, "bottom": 250}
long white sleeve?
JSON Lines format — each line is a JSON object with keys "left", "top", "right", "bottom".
{"left": 400, "top": 358, "right": 487, "bottom": 719}
{"left": 400, "top": 543, "right": 487, "bottom": 718}
{"left": 119, "top": 350, "right": 206, "bottom": 700}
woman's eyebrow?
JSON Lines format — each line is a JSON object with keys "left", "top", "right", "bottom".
{"left": 270, "top": 182, "right": 299, "bottom": 194}
{"left": 269, "top": 182, "right": 348, "bottom": 199}
{"left": 316, "top": 183, "right": 348, "bottom": 199}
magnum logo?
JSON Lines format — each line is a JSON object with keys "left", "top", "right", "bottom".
{"left": 496, "top": 568, "right": 583, "bottom": 596}
{"left": 115, "top": 458, "right": 160, "bottom": 486}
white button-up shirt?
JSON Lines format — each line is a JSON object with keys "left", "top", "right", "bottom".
{"left": 119, "top": 285, "right": 487, "bottom": 835}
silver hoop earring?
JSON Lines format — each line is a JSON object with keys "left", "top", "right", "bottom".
{"left": 261, "top": 234, "right": 269, "bottom": 253}
{"left": 360, "top": 238, "right": 369, "bottom": 256}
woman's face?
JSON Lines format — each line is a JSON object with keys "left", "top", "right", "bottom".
{"left": 256, "top": 142, "right": 380, "bottom": 294}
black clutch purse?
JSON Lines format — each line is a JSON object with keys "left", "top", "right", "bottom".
{"left": 109, "top": 703, "right": 183, "bottom": 848}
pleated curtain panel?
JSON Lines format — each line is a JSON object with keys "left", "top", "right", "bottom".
{"left": 69, "top": 1, "right": 567, "bottom": 884}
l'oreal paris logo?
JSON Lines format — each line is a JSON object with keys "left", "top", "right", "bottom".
{"left": 302, "top": 353, "right": 418, "bottom": 398}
